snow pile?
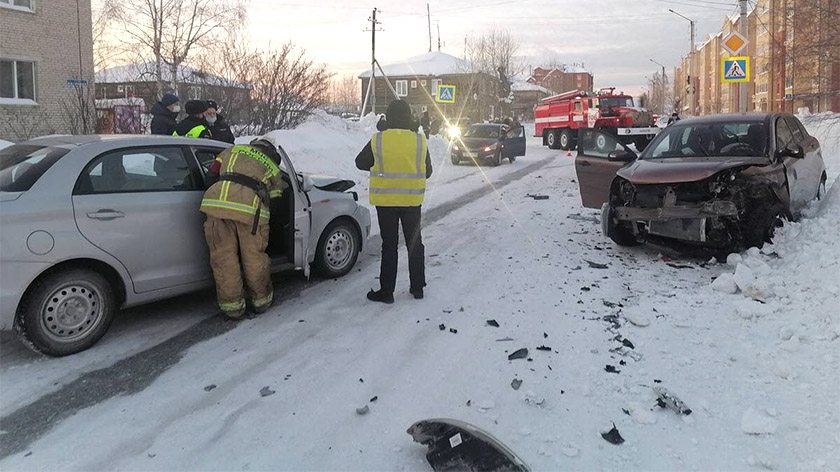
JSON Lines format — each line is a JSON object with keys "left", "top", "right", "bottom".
{"left": 0, "top": 139, "right": 13, "bottom": 150}
{"left": 800, "top": 112, "right": 840, "bottom": 184}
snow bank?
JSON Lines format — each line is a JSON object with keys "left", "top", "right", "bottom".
{"left": 800, "top": 112, "right": 840, "bottom": 184}
{"left": 0, "top": 139, "right": 13, "bottom": 151}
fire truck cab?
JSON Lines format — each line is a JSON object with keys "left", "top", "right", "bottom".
{"left": 534, "top": 88, "right": 660, "bottom": 152}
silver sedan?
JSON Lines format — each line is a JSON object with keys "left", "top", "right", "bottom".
{"left": 0, "top": 135, "right": 370, "bottom": 356}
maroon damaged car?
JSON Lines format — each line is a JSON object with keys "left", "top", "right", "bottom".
{"left": 574, "top": 113, "right": 827, "bottom": 252}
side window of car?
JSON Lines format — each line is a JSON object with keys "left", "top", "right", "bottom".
{"left": 579, "top": 129, "right": 625, "bottom": 158}
{"left": 784, "top": 116, "right": 804, "bottom": 143}
{"left": 507, "top": 126, "right": 523, "bottom": 139}
{"left": 75, "top": 147, "right": 199, "bottom": 195}
{"left": 193, "top": 147, "right": 222, "bottom": 174}
{"left": 775, "top": 118, "right": 794, "bottom": 150}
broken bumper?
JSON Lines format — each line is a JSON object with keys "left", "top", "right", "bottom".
{"left": 612, "top": 201, "right": 739, "bottom": 243}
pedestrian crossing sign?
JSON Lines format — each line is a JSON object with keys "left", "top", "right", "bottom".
{"left": 437, "top": 85, "right": 456, "bottom": 103}
{"left": 721, "top": 56, "right": 750, "bottom": 83}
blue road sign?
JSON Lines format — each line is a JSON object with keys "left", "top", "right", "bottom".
{"left": 437, "top": 85, "right": 456, "bottom": 103}
{"left": 721, "top": 57, "right": 750, "bottom": 83}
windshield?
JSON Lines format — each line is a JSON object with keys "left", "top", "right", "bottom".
{"left": 1, "top": 144, "right": 70, "bottom": 192}
{"left": 464, "top": 125, "right": 501, "bottom": 139}
{"left": 643, "top": 121, "right": 769, "bottom": 159}
{"left": 600, "top": 97, "right": 634, "bottom": 108}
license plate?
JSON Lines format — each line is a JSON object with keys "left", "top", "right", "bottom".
{"left": 464, "top": 152, "right": 478, "bottom": 158}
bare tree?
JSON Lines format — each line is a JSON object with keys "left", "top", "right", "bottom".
{"left": 646, "top": 71, "right": 671, "bottom": 115}
{"left": 0, "top": 109, "right": 56, "bottom": 141}
{"left": 326, "top": 75, "right": 361, "bottom": 115}
{"left": 104, "top": 0, "right": 246, "bottom": 96}
{"left": 60, "top": 82, "right": 98, "bottom": 135}
{"left": 464, "top": 28, "right": 523, "bottom": 118}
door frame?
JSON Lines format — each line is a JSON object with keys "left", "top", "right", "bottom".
{"left": 575, "top": 128, "right": 636, "bottom": 209}
{"left": 276, "top": 144, "right": 312, "bottom": 276}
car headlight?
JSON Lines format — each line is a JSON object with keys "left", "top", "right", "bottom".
{"left": 483, "top": 143, "right": 498, "bottom": 152}
{"left": 448, "top": 125, "right": 461, "bottom": 137}
{"left": 452, "top": 144, "right": 460, "bottom": 151}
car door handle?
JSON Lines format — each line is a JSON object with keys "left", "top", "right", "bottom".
{"left": 87, "top": 209, "right": 125, "bottom": 220}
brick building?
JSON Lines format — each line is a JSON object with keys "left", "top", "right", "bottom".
{"left": 526, "top": 65, "right": 594, "bottom": 94}
{"left": 510, "top": 81, "right": 552, "bottom": 121}
{"left": 358, "top": 51, "right": 497, "bottom": 124}
{"left": 0, "top": 0, "right": 94, "bottom": 140}
{"left": 675, "top": 0, "right": 839, "bottom": 114}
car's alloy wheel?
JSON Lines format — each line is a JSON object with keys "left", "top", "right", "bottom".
{"left": 314, "top": 220, "right": 360, "bottom": 278}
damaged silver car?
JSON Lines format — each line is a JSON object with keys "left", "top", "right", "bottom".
{"left": 574, "top": 113, "right": 827, "bottom": 252}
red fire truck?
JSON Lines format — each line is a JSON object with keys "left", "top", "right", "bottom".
{"left": 534, "top": 88, "right": 660, "bottom": 151}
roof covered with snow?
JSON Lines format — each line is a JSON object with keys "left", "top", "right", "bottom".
{"left": 358, "top": 51, "right": 473, "bottom": 78}
{"left": 511, "top": 81, "right": 552, "bottom": 94}
{"left": 95, "top": 62, "right": 239, "bottom": 87}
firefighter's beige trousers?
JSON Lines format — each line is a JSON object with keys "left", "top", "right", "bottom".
{"left": 204, "top": 216, "right": 273, "bottom": 317}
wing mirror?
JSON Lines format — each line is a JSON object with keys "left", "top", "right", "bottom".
{"left": 782, "top": 143, "right": 804, "bottom": 159}
{"left": 608, "top": 150, "right": 636, "bottom": 162}
{"left": 301, "top": 174, "right": 314, "bottom": 192}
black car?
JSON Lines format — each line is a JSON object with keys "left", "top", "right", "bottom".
{"left": 451, "top": 124, "right": 526, "bottom": 166}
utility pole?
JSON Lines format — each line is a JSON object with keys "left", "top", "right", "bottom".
{"left": 670, "top": 9, "right": 696, "bottom": 115}
{"left": 739, "top": 0, "right": 749, "bottom": 112}
{"left": 427, "top": 4, "right": 432, "bottom": 53}
{"left": 437, "top": 22, "right": 441, "bottom": 51}
{"left": 362, "top": 8, "right": 381, "bottom": 116}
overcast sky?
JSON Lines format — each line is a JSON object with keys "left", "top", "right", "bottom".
{"left": 246, "top": 0, "right": 741, "bottom": 96}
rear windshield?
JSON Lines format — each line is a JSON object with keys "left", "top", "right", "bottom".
{"left": 464, "top": 125, "right": 501, "bottom": 139}
{"left": 0, "top": 144, "right": 69, "bottom": 192}
{"left": 643, "top": 121, "right": 769, "bottom": 159}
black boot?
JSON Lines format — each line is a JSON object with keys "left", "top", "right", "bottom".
{"left": 367, "top": 289, "right": 394, "bottom": 304}
{"left": 410, "top": 288, "right": 424, "bottom": 299}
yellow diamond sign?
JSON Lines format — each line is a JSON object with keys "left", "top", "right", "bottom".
{"left": 723, "top": 31, "right": 747, "bottom": 56}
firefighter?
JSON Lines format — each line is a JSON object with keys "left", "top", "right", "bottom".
{"left": 356, "top": 99, "right": 433, "bottom": 304}
{"left": 174, "top": 100, "right": 213, "bottom": 139}
{"left": 205, "top": 100, "right": 236, "bottom": 144}
{"left": 200, "top": 138, "right": 285, "bottom": 318}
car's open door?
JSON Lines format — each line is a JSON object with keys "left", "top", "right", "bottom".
{"left": 277, "top": 145, "right": 312, "bottom": 277}
{"left": 502, "top": 125, "right": 527, "bottom": 158}
{"left": 575, "top": 129, "right": 636, "bottom": 209}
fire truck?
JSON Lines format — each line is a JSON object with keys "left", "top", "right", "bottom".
{"left": 534, "top": 88, "right": 660, "bottom": 151}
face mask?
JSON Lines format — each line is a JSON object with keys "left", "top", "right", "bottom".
{"left": 169, "top": 105, "right": 180, "bottom": 113}
{"left": 205, "top": 115, "right": 217, "bottom": 125}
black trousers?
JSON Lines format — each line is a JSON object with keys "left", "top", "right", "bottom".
{"left": 376, "top": 206, "right": 426, "bottom": 293}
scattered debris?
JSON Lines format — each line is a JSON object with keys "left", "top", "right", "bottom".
{"left": 584, "top": 260, "right": 609, "bottom": 269}
{"left": 24, "top": 452, "right": 32, "bottom": 458}
{"left": 535, "top": 345, "right": 552, "bottom": 352}
{"left": 439, "top": 324, "right": 446, "bottom": 331}
{"left": 466, "top": 400, "right": 472, "bottom": 407}
{"left": 204, "top": 384, "right": 217, "bottom": 392}
{"left": 543, "top": 332, "right": 548, "bottom": 338}
{"left": 486, "top": 319, "right": 500, "bottom": 328}
{"left": 496, "top": 337, "right": 515, "bottom": 342}
{"left": 580, "top": 286, "right": 591, "bottom": 292}
{"left": 619, "top": 360, "right": 627, "bottom": 366}
{"left": 653, "top": 385, "right": 692, "bottom": 415}
{"left": 508, "top": 348, "right": 529, "bottom": 360}
{"left": 443, "top": 310, "right": 453, "bottom": 314}
{"left": 370, "top": 396, "right": 378, "bottom": 402}
{"left": 478, "top": 400, "right": 496, "bottom": 411}
{"left": 666, "top": 262, "right": 694, "bottom": 269}
{"left": 526, "top": 193, "right": 549, "bottom": 200}
{"left": 511, "top": 379, "right": 522, "bottom": 390}
{"left": 147, "top": 453, "right": 156, "bottom": 458}
{"left": 601, "top": 423, "right": 625, "bottom": 445}
{"left": 359, "top": 378, "right": 364, "bottom": 383}
{"left": 653, "top": 379, "right": 662, "bottom": 383}
{"left": 621, "top": 338, "right": 635, "bottom": 349}
{"left": 260, "top": 386, "right": 276, "bottom": 397}
{"left": 605, "top": 365, "right": 621, "bottom": 374}
{"left": 356, "top": 405, "right": 370, "bottom": 415}
{"left": 459, "top": 307, "right": 465, "bottom": 312}
{"left": 450, "top": 328, "right": 458, "bottom": 334}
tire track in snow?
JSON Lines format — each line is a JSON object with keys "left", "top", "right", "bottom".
{"left": 0, "top": 152, "right": 557, "bottom": 459}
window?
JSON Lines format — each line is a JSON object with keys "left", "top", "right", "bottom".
{"left": 0, "top": 0, "right": 33, "bottom": 11}
{"left": 411, "top": 80, "right": 417, "bottom": 89}
{"left": 395, "top": 80, "right": 408, "bottom": 97}
{"left": 0, "top": 59, "right": 36, "bottom": 101}
{"left": 421, "top": 80, "right": 427, "bottom": 86}
{"left": 574, "top": 101, "right": 582, "bottom": 111}
{"left": 0, "top": 144, "right": 69, "bottom": 192}
{"left": 431, "top": 79, "right": 442, "bottom": 97}
{"left": 75, "top": 147, "right": 200, "bottom": 195}
{"left": 775, "top": 118, "right": 794, "bottom": 150}
{"left": 784, "top": 116, "right": 804, "bottom": 143}
{"left": 188, "top": 86, "right": 202, "bottom": 100}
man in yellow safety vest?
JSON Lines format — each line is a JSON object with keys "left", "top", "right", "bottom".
{"left": 173, "top": 100, "right": 213, "bottom": 139}
{"left": 356, "top": 99, "right": 433, "bottom": 304}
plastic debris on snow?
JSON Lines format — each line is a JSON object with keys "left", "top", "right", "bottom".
{"left": 600, "top": 423, "right": 624, "bottom": 445}
{"left": 508, "top": 348, "right": 528, "bottom": 360}
{"left": 356, "top": 405, "right": 370, "bottom": 415}
{"left": 653, "top": 385, "right": 692, "bottom": 415}
{"left": 511, "top": 378, "right": 522, "bottom": 390}
{"left": 259, "top": 386, "right": 276, "bottom": 397}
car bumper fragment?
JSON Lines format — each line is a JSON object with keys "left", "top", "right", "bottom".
{"left": 614, "top": 200, "right": 738, "bottom": 221}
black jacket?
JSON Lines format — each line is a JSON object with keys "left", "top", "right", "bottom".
{"left": 150, "top": 102, "right": 178, "bottom": 136}
{"left": 174, "top": 115, "right": 212, "bottom": 139}
{"left": 355, "top": 140, "right": 433, "bottom": 179}
{"left": 208, "top": 114, "right": 235, "bottom": 143}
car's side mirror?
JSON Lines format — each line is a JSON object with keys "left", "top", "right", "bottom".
{"left": 301, "top": 174, "right": 314, "bottom": 192}
{"left": 608, "top": 150, "right": 636, "bottom": 162}
{"left": 782, "top": 143, "right": 804, "bottom": 159}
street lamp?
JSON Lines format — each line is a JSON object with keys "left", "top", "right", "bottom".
{"left": 669, "top": 8, "right": 696, "bottom": 115}
{"left": 650, "top": 58, "right": 667, "bottom": 114}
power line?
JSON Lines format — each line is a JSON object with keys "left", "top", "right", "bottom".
{"left": 645, "top": 0, "right": 735, "bottom": 11}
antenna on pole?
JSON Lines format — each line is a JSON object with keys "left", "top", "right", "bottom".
{"left": 427, "top": 4, "right": 432, "bottom": 52}
{"left": 437, "top": 22, "right": 441, "bottom": 51}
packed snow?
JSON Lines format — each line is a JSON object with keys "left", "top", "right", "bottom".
{"left": 357, "top": 51, "right": 471, "bottom": 78}
{"left": 0, "top": 139, "right": 13, "bottom": 150}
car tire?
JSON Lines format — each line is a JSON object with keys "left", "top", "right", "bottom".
{"left": 745, "top": 201, "right": 787, "bottom": 248}
{"left": 601, "top": 203, "right": 641, "bottom": 247}
{"left": 547, "top": 130, "right": 560, "bottom": 150}
{"left": 313, "top": 219, "right": 361, "bottom": 279}
{"left": 15, "top": 268, "right": 116, "bottom": 356}
{"left": 451, "top": 154, "right": 460, "bottom": 165}
{"left": 559, "top": 130, "right": 573, "bottom": 150}
{"left": 491, "top": 150, "right": 502, "bottom": 167}
{"left": 509, "top": 155, "right": 516, "bottom": 163}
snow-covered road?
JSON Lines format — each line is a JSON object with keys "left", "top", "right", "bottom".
{"left": 1, "top": 120, "right": 838, "bottom": 471}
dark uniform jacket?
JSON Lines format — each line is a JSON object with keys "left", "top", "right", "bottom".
{"left": 174, "top": 116, "right": 212, "bottom": 139}
{"left": 150, "top": 102, "right": 178, "bottom": 136}
{"left": 208, "top": 114, "right": 235, "bottom": 143}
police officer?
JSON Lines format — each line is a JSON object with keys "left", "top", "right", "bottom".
{"left": 356, "top": 99, "right": 433, "bottom": 304}
{"left": 205, "top": 100, "right": 236, "bottom": 144}
{"left": 200, "top": 138, "right": 285, "bottom": 318}
{"left": 174, "top": 100, "right": 212, "bottom": 138}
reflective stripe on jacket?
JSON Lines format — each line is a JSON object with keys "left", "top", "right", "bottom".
{"left": 200, "top": 145, "right": 284, "bottom": 225}
{"left": 173, "top": 124, "right": 209, "bottom": 138}
{"left": 369, "top": 130, "right": 427, "bottom": 207}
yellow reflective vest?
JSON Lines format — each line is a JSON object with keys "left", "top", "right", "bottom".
{"left": 173, "top": 124, "right": 209, "bottom": 138}
{"left": 200, "top": 145, "right": 284, "bottom": 225}
{"left": 369, "top": 130, "right": 427, "bottom": 207}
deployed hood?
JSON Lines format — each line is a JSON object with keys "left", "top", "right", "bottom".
{"left": 305, "top": 174, "right": 356, "bottom": 192}
{"left": 617, "top": 156, "right": 770, "bottom": 185}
